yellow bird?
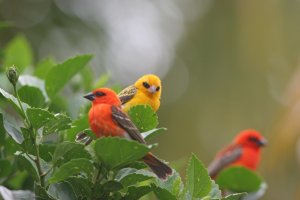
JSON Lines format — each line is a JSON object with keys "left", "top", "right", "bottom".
{"left": 118, "top": 74, "right": 162, "bottom": 112}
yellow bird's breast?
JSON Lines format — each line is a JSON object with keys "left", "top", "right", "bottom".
{"left": 122, "top": 91, "right": 160, "bottom": 113}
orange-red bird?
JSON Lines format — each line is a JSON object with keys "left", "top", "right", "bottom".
{"left": 208, "top": 129, "right": 267, "bottom": 178}
{"left": 84, "top": 88, "right": 172, "bottom": 179}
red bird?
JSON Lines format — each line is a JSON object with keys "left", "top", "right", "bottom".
{"left": 208, "top": 129, "right": 267, "bottom": 178}
{"left": 84, "top": 88, "right": 172, "bottom": 179}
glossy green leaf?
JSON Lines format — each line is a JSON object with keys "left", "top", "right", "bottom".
{"left": 115, "top": 168, "right": 155, "bottom": 188}
{"left": 34, "top": 58, "right": 56, "bottom": 79}
{"left": 141, "top": 127, "right": 166, "bottom": 141}
{"left": 216, "top": 166, "right": 262, "bottom": 193}
{"left": 26, "top": 108, "right": 71, "bottom": 134}
{"left": 26, "top": 108, "right": 55, "bottom": 129}
{"left": 45, "top": 54, "right": 93, "bottom": 97}
{"left": 15, "top": 151, "right": 39, "bottom": 181}
{"left": 52, "top": 142, "right": 90, "bottom": 166}
{"left": 156, "top": 171, "right": 184, "bottom": 197}
{"left": 3, "top": 35, "right": 33, "bottom": 72}
{"left": 19, "top": 75, "right": 49, "bottom": 101}
{"left": 49, "top": 158, "right": 94, "bottom": 183}
{"left": 94, "top": 137, "right": 150, "bottom": 169}
{"left": 48, "top": 182, "right": 77, "bottom": 200}
{"left": 124, "top": 186, "right": 152, "bottom": 200}
{"left": 65, "top": 177, "right": 92, "bottom": 199}
{"left": 3, "top": 118, "right": 24, "bottom": 144}
{"left": 0, "top": 87, "right": 30, "bottom": 117}
{"left": 35, "top": 183, "right": 56, "bottom": 200}
{"left": 18, "top": 86, "right": 46, "bottom": 107}
{"left": 128, "top": 105, "right": 158, "bottom": 132}
{"left": 186, "top": 154, "right": 211, "bottom": 198}
{"left": 101, "top": 180, "right": 123, "bottom": 192}
{"left": 152, "top": 184, "right": 177, "bottom": 200}
{"left": 210, "top": 180, "right": 222, "bottom": 199}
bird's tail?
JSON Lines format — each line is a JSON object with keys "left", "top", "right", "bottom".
{"left": 143, "top": 153, "right": 173, "bottom": 179}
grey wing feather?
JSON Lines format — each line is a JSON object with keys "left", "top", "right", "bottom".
{"left": 111, "top": 106, "right": 146, "bottom": 144}
{"left": 207, "top": 147, "right": 242, "bottom": 178}
{"left": 118, "top": 85, "right": 137, "bottom": 105}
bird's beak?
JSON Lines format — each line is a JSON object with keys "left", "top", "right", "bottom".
{"left": 258, "top": 138, "right": 268, "bottom": 147}
{"left": 148, "top": 85, "right": 157, "bottom": 94}
{"left": 83, "top": 92, "right": 95, "bottom": 101}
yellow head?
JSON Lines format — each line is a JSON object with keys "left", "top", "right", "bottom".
{"left": 134, "top": 74, "right": 162, "bottom": 99}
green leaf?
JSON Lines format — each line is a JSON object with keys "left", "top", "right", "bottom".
{"left": 65, "top": 115, "right": 89, "bottom": 141}
{"left": 0, "top": 87, "right": 30, "bottom": 117}
{"left": 124, "top": 186, "right": 152, "bottom": 200}
{"left": 19, "top": 75, "right": 49, "bottom": 101}
{"left": 156, "top": 171, "right": 184, "bottom": 197}
{"left": 35, "top": 183, "right": 56, "bottom": 200}
{"left": 0, "top": 159, "right": 12, "bottom": 178}
{"left": 128, "top": 105, "right": 158, "bottom": 132}
{"left": 52, "top": 142, "right": 90, "bottom": 166}
{"left": 49, "top": 158, "right": 94, "bottom": 183}
{"left": 94, "top": 137, "right": 150, "bottom": 169}
{"left": 20, "top": 127, "right": 34, "bottom": 153}
{"left": 48, "top": 182, "right": 77, "bottom": 200}
{"left": 34, "top": 58, "right": 56, "bottom": 79}
{"left": 186, "top": 154, "right": 211, "bottom": 198}
{"left": 43, "top": 113, "right": 72, "bottom": 134}
{"left": 15, "top": 151, "right": 39, "bottom": 181}
{"left": 216, "top": 166, "right": 262, "bottom": 193}
{"left": 115, "top": 168, "right": 155, "bottom": 188}
{"left": 222, "top": 193, "right": 247, "bottom": 200}
{"left": 101, "top": 180, "right": 123, "bottom": 192}
{"left": 210, "top": 180, "right": 222, "bottom": 199}
{"left": 39, "top": 144, "right": 56, "bottom": 162}
{"left": 3, "top": 117, "right": 24, "bottom": 144}
{"left": 45, "top": 54, "right": 93, "bottom": 97}
{"left": 141, "top": 127, "right": 166, "bottom": 141}
{"left": 18, "top": 86, "right": 46, "bottom": 107}
{"left": 65, "top": 177, "right": 92, "bottom": 199}
{"left": 3, "top": 35, "right": 33, "bottom": 72}
{"left": 26, "top": 108, "right": 71, "bottom": 134}
{"left": 152, "top": 184, "right": 177, "bottom": 200}
{"left": 26, "top": 108, "right": 55, "bottom": 129}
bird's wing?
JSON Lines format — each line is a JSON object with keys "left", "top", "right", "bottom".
{"left": 111, "top": 105, "right": 146, "bottom": 144}
{"left": 207, "top": 144, "right": 242, "bottom": 178}
{"left": 118, "top": 85, "right": 137, "bottom": 105}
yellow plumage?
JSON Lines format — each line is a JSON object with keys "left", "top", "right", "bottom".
{"left": 118, "top": 74, "right": 162, "bottom": 113}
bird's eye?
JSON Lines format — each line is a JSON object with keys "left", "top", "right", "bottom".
{"left": 248, "top": 136, "right": 258, "bottom": 143}
{"left": 143, "top": 82, "right": 150, "bottom": 89}
{"left": 95, "top": 91, "right": 105, "bottom": 97}
{"left": 156, "top": 86, "right": 160, "bottom": 91}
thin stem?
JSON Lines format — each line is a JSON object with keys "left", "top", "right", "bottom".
{"left": 13, "top": 85, "right": 45, "bottom": 187}
{"left": 91, "top": 163, "right": 105, "bottom": 199}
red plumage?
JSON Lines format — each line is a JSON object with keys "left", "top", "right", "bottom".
{"left": 208, "top": 129, "right": 267, "bottom": 178}
{"left": 84, "top": 88, "right": 172, "bottom": 179}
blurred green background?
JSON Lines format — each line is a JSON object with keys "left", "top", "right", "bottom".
{"left": 1, "top": 0, "right": 300, "bottom": 199}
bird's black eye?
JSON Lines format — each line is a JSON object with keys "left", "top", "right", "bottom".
{"left": 95, "top": 91, "right": 105, "bottom": 97}
{"left": 156, "top": 86, "right": 160, "bottom": 91}
{"left": 248, "top": 136, "right": 258, "bottom": 143}
{"left": 143, "top": 82, "right": 150, "bottom": 89}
